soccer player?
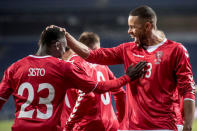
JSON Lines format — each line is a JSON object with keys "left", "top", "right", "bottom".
{"left": 61, "top": 32, "right": 126, "bottom": 131}
{"left": 0, "top": 26, "right": 146, "bottom": 131}
{"left": 65, "top": 5, "right": 195, "bottom": 131}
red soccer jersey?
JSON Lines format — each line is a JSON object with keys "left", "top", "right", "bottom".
{"left": 0, "top": 55, "right": 97, "bottom": 131}
{"left": 86, "top": 39, "right": 195, "bottom": 130}
{"left": 0, "top": 55, "right": 130, "bottom": 131}
{"left": 61, "top": 55, "right": 125, "bottom": 131}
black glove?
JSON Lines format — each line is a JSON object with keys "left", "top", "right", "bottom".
{"left": 126, "top": 61, "right": 147, "bottom": 81}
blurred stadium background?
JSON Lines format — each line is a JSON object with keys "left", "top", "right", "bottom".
{"left": 0, "top": 0, "right": 197, "bottom": 130}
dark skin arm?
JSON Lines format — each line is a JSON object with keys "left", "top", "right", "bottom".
{"left": 66, "top": 32, "right": 90, "bottom": 59}
{"left": 183, "top": 100, "right": 195, "bottom": 131}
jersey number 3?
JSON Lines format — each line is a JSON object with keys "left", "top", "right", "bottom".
{"left": 17, "top": 82, "right": 55, "bottom": 119}
{"left": 145, "top": 63, "right": 152, "bottom": 78}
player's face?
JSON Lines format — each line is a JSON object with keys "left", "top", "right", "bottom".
{"left": 128, "top": 15, "right": 147, "bottom": 46}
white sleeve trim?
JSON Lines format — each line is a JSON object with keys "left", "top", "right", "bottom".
{"left": 0, "top": 97, "right": 7, "bottom": 102}
{"left": 184, "top": 98, "right": 195, "bottom": 102}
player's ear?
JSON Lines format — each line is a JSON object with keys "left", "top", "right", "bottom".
{"left": 145, "top": 22, "right": 152, "bottom": 32}
{"left": 55, "top": 42, "right": 61, "bottom": 50}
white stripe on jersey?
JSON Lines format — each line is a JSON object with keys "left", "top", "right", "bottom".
{"left": 0, "top": 97, "right": 7, "bottom": 101}
{"left": 66, "top": 90, "right": 86, "bottom": 125}
{"left": 184, "top": 98, "right": 195, "bottom": 102}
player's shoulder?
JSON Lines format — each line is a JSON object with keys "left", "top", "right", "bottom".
{"left": 6, "top": 55, "right": 31, "bottom": 72}
{"left": 28, "top": 55, "right": 67, "bottom": 66}
{"left": 59, "top": 59, "right": 75, "bottom": 74}
{"left": 65, "top": 54, "right": 87, "bottom": 67}
{"left": 93, "top": 64, "right": 106, "bottom": 72}
{"left": 68, "top": 54, "right": 84, "bottom": 62}
{"left": 27, "top": 55, "right": 73, "bottom": 70}
{"left": 63, "top": 55, "right": 83, "bottom": 71}
{"left": 166, "top": 39, "right": 183, "bottom": 48}
{"left": 166, "top": 39, "right": 188, "bottom": 52}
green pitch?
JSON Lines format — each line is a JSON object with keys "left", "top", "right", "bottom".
{"left": 0, "top": 120, "right": 13, "bottom": 131}
{"left": 193, "top": 120, "right": 197, "bottom": 130}
{"left": 0, "top": 120, "right": 197, "bottom": 131}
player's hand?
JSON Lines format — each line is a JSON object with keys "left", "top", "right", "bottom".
{"left": 126, "top": 61, "right": 147, "bottom": 81}
{"left": 183, "top": 123, "right": 192, "bottom": 131}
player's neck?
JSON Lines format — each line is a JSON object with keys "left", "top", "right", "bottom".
{"left": 35, "top": 46, "right": 52, "bottom": 56}
{"left": 145, "top": 30, "right": 165, "bottom": 46}
{"left": 62, "top": 49, "right": 75, "bottom": 60}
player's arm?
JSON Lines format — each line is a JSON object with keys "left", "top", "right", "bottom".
{"left": 175, "top": 44, "right": 195, "bottom": 131}
{"left": 112, "top": 88, "right": 125, "bottom": 123}
{"left": 66, "top": 61, "right": 147, "bottom": 94}
{"left": 0, "top": 69, "right": 13, "bottom": 110}
{"left": 65, "top": 32, "right": 90, "bottom": 59}
{"left": 65, "top": 32, "right": 124, "bottom": 65}
{"left": 95, "top": 61, "right": 147, "bottom": 93}
{"left": 107, "top": 67, "right": 126, "bottom": 123}
{"left": 183, "top": 100, "right": 195, "bottom": 131}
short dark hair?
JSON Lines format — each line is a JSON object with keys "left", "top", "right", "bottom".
{"left": 130, "top": 5, "right": 157, "bottom": 25}
{"left": 79, "top": 32, "right": 100, "bottom": 48}
{"left": 40, "top": 26, "right": 65, "bottom": 46}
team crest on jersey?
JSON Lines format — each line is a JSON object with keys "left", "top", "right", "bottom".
{"left": 154, "top": 51, "right": 163, "bottom": 64}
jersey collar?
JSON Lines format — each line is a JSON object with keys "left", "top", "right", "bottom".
{"left": 144, "top": 38, "right": 167, "bottom": 53}
{"left": 29, "top": 55, "right": 52, "bottom": 58}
